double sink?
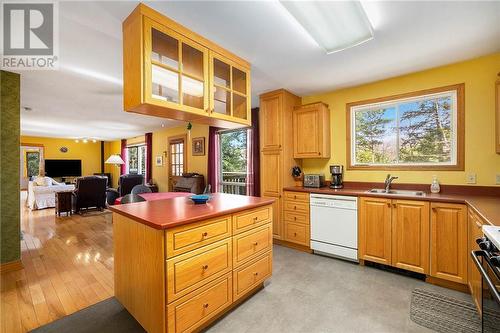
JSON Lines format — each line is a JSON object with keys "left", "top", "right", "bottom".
{"left": 366, "top": 189, "right": 426, "bottom": 197}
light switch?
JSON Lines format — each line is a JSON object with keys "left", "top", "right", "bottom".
{"left": 466, "top": 173, "right": 477, "bottom": 184}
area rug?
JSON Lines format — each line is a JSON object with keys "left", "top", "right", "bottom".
{"left": 29, "top": 298, "right": 145, "bottom": 333}
{"left": 410, "top": 288, "right": 488, "bottom": 333}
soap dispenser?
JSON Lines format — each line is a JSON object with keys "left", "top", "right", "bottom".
{"left": 430, "top": 175, "right": 440, "bottom": 194}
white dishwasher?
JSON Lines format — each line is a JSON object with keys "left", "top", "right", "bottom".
{"left": 310, "top": 194, "right": 358, "bottom": 262}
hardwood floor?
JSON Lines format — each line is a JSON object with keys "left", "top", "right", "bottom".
{"left": 1, "top": 192, "right": 114, "bottom": 333}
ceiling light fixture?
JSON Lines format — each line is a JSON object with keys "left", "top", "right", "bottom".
{"left": 279, "top": 0, "right": 374, "bottom": 54}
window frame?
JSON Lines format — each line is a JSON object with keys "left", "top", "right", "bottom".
{"left": 217, "top": 128, "right": 249, "bottom": 195}
{"left": 126, "top": 144, "right": 147, "bottom": 176}
{"left": 346, "top": 83, "right": 465, "bottom": 171}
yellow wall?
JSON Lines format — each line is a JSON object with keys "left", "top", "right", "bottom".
{"left": 301, "top": 53, "right": 500, "bottom": 186}
{"left": 20, "top": 136, "right": 103, "bottom": 177}
{"left": 104, "top": 124, "right": 209, "bottom": 192}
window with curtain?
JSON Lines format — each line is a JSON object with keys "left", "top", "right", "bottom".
{"left": 126, "top": 145, "right": 147, "bottom": 176}
{"left": 26, "top": 151, "right": 40, "bottom": 177}
{"left": 217, "top": 128, "right": 256, "bottom": 195}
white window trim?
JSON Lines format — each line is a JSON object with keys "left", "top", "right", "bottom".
{"left": 350, "top": 90, "right": 459, "bottom": 167}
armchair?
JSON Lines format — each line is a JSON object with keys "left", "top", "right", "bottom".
{"left": 106, "top": 174, "right": 144, "bottom": 205}
{"left": 72, "top": 176, "right": 107, "bottom": 213}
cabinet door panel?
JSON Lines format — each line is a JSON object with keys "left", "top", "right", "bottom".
{"left": 430, "top": 203, "right": 467, "bottom": 284}
{"left": 359, "top": 197, "right": 392, "bottom": 265}
{"left": 294, "top": 108, "right": 320, "bottom": 157}
{"left": 259, "top": 95, "right": 282, "bottom": 150}
{"left": 271, "top": 197, "right": 282, "bottom": 239}
{"left": 260, "top": 151, "right": 281, "bottom": 197}
{"left": 391, "top": 200, "right": 430, "bottom": 274}
{"left": 468, "top": 211, "right": 484, "bottom": 314}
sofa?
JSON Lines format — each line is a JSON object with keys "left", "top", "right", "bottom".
{"left": 72, "top": 176, "right": 107, "bottom": 213}
{"left": 27, "top": 177, "right": 75, "bottom": 210}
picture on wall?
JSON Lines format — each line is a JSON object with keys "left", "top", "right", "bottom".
{"left": 155, "top": 155, "right": 163, "bottom": 166}
{"left": 192, "top": 137, "right": 205, "bottom": 156}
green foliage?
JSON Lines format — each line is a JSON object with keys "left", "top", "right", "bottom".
{"left": 220, "top": 130, "right": 247, "bottom": 172}
{"left": 26, "top": 152, "right": 40, "bottom": 177}
{"left": 355, "top": 109, "right": 392, "bottom": 163}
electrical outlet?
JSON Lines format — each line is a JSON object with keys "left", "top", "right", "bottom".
{"left": 466, "top": 173, "right": 477, "bottom": 184}
{"left": 496, "top": 174, "right": 500, "bottom": 185}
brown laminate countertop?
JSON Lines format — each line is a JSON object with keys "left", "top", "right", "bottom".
{"left": 284, "top": 186, "right": 500, "bottom": 227}
{"left": 109, "top": 193, "right": 275, "bottom": 230}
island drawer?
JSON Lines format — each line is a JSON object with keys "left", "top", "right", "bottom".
{"left": 166, "top": 273, "right": 232, "bottom": 333}
{"left": 165, "top": 215, "right": 232, "bottom": 258}
{"left": 232, "top": 223, "right": 272, "bottom": 268}
{"left": 283, "top": 200, "right": 309, "bottom": 214}
{"left": 284, "top": 222, "right": 309, "bottom": 246}
{"left": 232, "top": 205, "right": 272, "bottom": 235}
{"left": 233, "top": 251, "right": 272, "bottom": 301}
{"left": 284, "top": 191, "right": 309, "bottom": 203}
{"left": 283, "top": 211, "right": 309, "bottom": 225}
{"left": 166, "top": 238, "right": 232, "bottom": 302}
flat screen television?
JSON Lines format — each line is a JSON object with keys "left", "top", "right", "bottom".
{"left": 45, "top": 159, "right": 82, "bottom": 177}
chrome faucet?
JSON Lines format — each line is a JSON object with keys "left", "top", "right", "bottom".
{"left": 384, "top": 174, "right": 399, "bottom": 192}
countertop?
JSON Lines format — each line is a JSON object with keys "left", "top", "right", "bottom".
{"left": 109, "top": 193, "right": 275, "bottom": 230}
{"left": 284, "top": 186, "right": 500, "bottom": 227}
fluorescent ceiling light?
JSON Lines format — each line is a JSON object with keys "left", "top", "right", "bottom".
{"left": 280, "top": 0, "right": 374, "bottom": 54}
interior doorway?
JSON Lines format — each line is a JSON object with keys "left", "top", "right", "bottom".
{"left": 167, "top": 135, "right": 187, "bottom": 191}
{"left": 20, "top": 144, "right": 44, "bottom": 190}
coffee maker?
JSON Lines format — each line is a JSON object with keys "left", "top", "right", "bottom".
{"left": 329, "top": 165, "right": 344, "bottom": 189}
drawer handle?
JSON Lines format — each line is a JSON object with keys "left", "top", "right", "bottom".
{"left": 202, "top": 264, "right": 209, "bottom": 270}
{"left": 387, "top": 203, "right": 391, "bottom": 207}
{"left": 294, "top": 206, "right": 297, "bottom": 210}
{"left": 253, "top": 242, "right": 258, "bottom": 246}
{"left": 294, "top": 195, "right": 297, "bottom": 199}
{"left": 294, "top": 217, "right": 297, "bottom": 221}
{"left": 393, "top": 203, "right": 397, "bottom": 208}
{"left": 253, "top": 272, "right": 259, "bottom": 276}
{"left": 202, "top": 232, "right": 208, "bottom": 238}
{"left": 294, "top": 232, "right": 297, "bottom": 236}
{"left": 203, "top": 303, "right": 209, "bottom": 309}
{"left": 253, "top": 217, "right": 258, "bottom": 221}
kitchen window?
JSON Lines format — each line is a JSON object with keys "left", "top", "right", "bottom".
{"left": 347, "top": 84, "right": 464, "bottom": 170}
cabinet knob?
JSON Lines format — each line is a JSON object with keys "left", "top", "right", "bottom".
{"left": 203, "top": 303, "right": 209, "bottom": 308}
{"left": 202, "top": 232, "right": 208, "bottom": 237}
{"left": 202, "top": 264, "right": 209, "bottom": 270}
{"left": 253, "top": 216, "right": 258, "bottom": 221}
{"left": 294, "top": 206, "right": 297, "bottom": 210}
{"left": 294, "top": 216, "right": 297, "bottom": 221}
{"left": 432, "top": 207, "right": 437, "bottom": 212}
{"left": 294, "top": 232, "right": 297, "bottom": 236}
{"left": 253, "top": 272, "right": 259, "bottom": 276}
{"left": 393, "top": 203, "right": 397, "bottom": 208}
{"left": 318, "top": 152, "right": 321, "bottom": 156}
{"left": 294, "top": 195, "right": 297, "bottom": 199}
{"left": 387, "top": 203, "right": 391, "bottom": 207}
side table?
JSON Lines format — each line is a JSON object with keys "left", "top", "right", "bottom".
{"left": 55, "top": 191, "right": 73, "bottom": 216}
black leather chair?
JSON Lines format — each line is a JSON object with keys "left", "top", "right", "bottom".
{"left": 72, "top": 176, "right": 107, "bottom": 213}
{"left": 93, "top": 173, "right": 112, "bottom": 188}
{"left": 106, "top": 174, "right": 144, "bottom": 205}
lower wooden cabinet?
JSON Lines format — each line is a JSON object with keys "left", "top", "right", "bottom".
{"left": 359, "top": 197, "right": 430, "bottom": 275}
{"left": 391, "top": 200, "right": 430, "bottom": 274}
{"left": 233, "top": 251, "right": 272, "bottom": 301}
{"left": 430, "top": 202, "right": 468, "bottom": 284}
{"left": 284, "top": 222, "right": 309, "bottom": 246}
{"left": 167, "top": 273, "right": 233, "bottom": 333}
{"left": 468, "top": 210, "right": 484, "bottom": 314}
{"left": 358, "top": 197, "right": 392, "bottom": 265}
{"left": 282, "top": 191, "right": 310, "bottom": 247}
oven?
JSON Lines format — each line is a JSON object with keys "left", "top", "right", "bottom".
{"left": 472, "top": 249, "right": 500, "bottom": 332}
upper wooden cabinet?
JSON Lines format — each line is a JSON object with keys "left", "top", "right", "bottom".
{"left": 123, "top": 4, "right": 251, "bottom": 128}
{"left": 293, "top": 102, "right": 331, "bottom": 158}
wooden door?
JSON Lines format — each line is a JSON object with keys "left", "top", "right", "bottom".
{"left": 430, "top": 203, "right": 468, "bottom": 284}
{"left": 358, "top": 197, "right": 392, "bottom": 265}
{"left": 168, "top": 135, "right": 187, "bottom": 190}
{"left": 391, "top": 200, "right": 430, "bottom": 274}
{"left": 259, "top": 94, "right": 282, "bottom": 151}
{"left": 260, "top": 150, "right": 282, "bottom": 239}
{"left": 468, "top": 210, "right": 484, "bottom": 314}
{"left": 293, "top": 106, "right": 320, "bottom": 158}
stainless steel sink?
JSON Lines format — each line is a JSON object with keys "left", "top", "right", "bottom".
{"left": 366, "top": 189, "right": 426, "bottom": 197}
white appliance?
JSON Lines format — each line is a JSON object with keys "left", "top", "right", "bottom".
{"left": 310, "top": 194, "right": 358, "bottom": 262}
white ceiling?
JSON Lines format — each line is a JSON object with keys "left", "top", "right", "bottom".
{"left": 19, "top": 0, "right": 500, "bottom": 141}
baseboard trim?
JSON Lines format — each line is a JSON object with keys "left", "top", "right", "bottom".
{"left": 425, "top": 276, "right": 470, "bottom": 294}
{"left": 273, "top": 238, "right": 312, "bottom": 253}
{"left": 0, "top": 260, "right": 23, "bottom": 274}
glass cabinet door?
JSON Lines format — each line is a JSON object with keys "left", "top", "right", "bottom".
{"left": 146, "top": 18, "right": 207, "bottom": 113}
{"left": 210, "top": 54, "right": 250, "bottom": 123}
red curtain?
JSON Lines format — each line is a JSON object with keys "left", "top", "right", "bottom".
{"left": 120, "top": 139, "right": 127, "bottom": 175}
{"left": 207, "top": 127, "right": 221, "bottom": 193}
{"left": 247, "top": 107, "right": 260, "bottom": 196}
{"left": 145, "top": 132, "right": 153, "bottom": 183}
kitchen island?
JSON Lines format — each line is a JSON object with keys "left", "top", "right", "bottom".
{"left": 109, "top": 193, "right": 275, "bottom": 333}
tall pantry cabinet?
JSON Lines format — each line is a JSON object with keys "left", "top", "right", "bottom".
{"left": 259, "top": 89, "right": 302, "bottom": 240}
